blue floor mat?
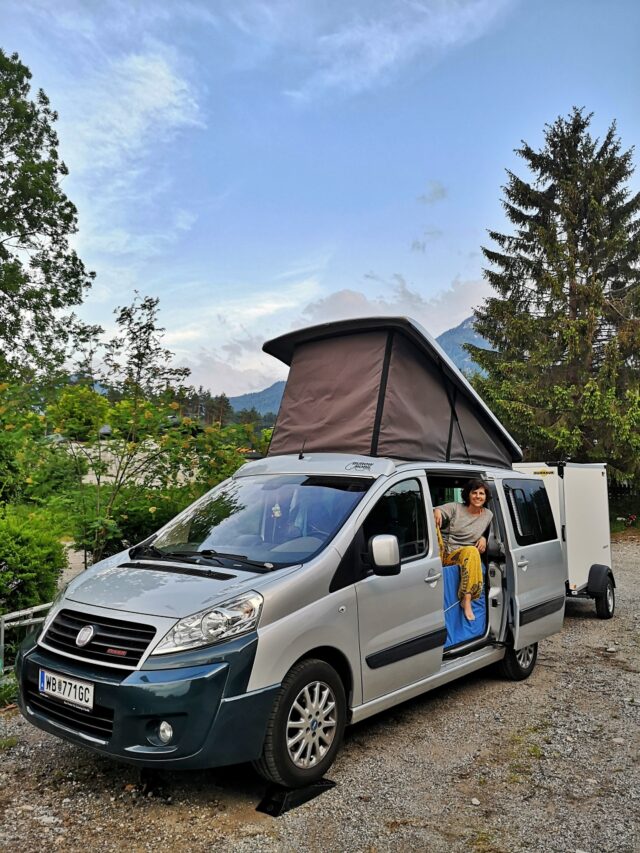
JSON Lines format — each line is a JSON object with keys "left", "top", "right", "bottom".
{"left": 443, "top": 562, "right": 486, "bottom": 649}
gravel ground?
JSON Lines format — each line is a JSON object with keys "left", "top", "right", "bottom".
{"left": 1, "top": 537, "right": 638, "bottom": 853}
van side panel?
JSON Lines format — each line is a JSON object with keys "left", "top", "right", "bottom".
{"left": 246, "top": 585, "right": 361, "bottom": 705}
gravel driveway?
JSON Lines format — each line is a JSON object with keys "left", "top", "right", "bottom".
{"left": 1, "top": 538, "right": 638, "bottom": 853}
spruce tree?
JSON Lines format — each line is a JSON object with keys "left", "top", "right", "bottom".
{"left": 470, "top": 108, "right": 640, "bottom": 478}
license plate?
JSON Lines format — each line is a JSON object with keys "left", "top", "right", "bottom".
{"left": 39, "top": 669, "right": 94, "bottom": 711}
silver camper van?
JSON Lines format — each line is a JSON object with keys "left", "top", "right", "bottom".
{"left": 16, "top": 319, "right": 568, "bottom": 788}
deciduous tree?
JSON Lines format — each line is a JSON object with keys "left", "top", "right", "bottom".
{"left": 0, "top": 50, "right": 94, "bottom": 377}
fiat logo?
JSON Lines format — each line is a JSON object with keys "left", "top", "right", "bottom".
{"left": 76, "top": 625, "right": 95, "bottom": 647}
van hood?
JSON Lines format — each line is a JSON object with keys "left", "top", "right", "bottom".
{"left": 64, "top": 560, "right": 260, "bottom": 619}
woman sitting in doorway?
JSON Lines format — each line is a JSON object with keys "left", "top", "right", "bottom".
{"left": 433, "top": 479, "right": 492, "bottom": 622}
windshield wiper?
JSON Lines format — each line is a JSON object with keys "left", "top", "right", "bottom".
{"left": 130, "top": 543, "right": 273, "bottom": 572}
{"left": 129, "top": 543, "right": 226, "bottom": 568}
{"left": 189, "top": 549, "right": 275, "bottom": 571}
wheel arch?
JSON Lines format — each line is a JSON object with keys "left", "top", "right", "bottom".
{"left": 291, "top": 646, "right": 355, "bottom": 714}
{"left": 587, "top": 563, "right": 615, "bottom": 596}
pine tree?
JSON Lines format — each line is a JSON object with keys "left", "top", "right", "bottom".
{"left": 470, "top": 108, "right": 640, "bottom": 478}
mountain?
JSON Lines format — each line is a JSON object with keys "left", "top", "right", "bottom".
{"left": 228, "top": 317, "right": 486, "bottom": 414}
{"left": 436, "top": 316, "right": 487, "bottom": 376}
{"left": 229, "top": 381, "right": 286, "bottom": 415}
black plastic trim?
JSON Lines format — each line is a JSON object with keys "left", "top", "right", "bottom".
{"left": 366, "top": 627, "right": 448, "bottom": 669}
{"left": 445, "top": 384, "right": 456, "bottom": 462}
{"left": 120, "top": 561, "right": 236, "bottom": 581}
{"left": 519, "top": 595, "right": 565, "bottom": 626}
{"left": 587, "top": 563, "right": 615, "bottom": 595}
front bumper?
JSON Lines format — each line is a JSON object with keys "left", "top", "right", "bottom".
{"left": 16, "top": 634, "right": 279, "bottom": 769}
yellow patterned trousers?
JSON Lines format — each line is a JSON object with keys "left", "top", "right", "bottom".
{"left": 436, "top": 526, "right": 483, "bottom": 601}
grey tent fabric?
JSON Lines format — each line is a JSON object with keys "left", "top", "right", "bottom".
{"left": 264, "top": 317, "right": 522, "bottom": 467}
{"left": 267, "top": 331, "right": 387, "bottom": 457}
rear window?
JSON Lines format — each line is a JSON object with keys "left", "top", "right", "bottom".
{"left": 503, "top": 479, "right": 557, "bottom": 546}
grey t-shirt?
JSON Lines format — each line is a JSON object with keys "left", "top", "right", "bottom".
{"left": 437, "top": 502, "right": 493, "bottom": 553}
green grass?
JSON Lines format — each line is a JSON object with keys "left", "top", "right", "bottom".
{"left": 0, "top": 736, "right": 18, "bottom": 751}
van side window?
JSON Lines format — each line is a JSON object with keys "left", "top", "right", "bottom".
{"left": 503, "top": 480, "right": 557, "bottom": 546}
{"left": 362, "top": 479, "right": 428, "bottom": 561}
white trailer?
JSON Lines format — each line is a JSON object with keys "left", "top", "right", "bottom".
{"left": 512, "top": 462, "right": 615, "bottom": 618}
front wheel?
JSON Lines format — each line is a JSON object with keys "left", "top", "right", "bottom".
{"left": 498, "top": 642, "right": 538, "bottom": 681}
{"left": 253, "top": 659, "right": 346, "bottom": 788}
{"left": 595, "top": 577, "right": 615, "bottom": 619}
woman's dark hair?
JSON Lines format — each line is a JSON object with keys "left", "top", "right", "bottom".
{"left": 462, "top": 479, "right": 490, "bottom": 506}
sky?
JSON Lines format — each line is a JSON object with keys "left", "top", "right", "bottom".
{"left": 3, "top": 0, "right": 640, "bottom": 394}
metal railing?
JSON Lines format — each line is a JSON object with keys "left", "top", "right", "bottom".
{"left": 0, "top": 603, "right": 51, "bottom": 676}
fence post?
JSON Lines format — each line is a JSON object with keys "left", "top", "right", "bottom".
{"left": 0, "top": 604, "right": 52, "bottom": 679}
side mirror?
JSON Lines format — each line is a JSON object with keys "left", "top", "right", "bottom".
{"left": 369, "top": 534, "right": 401, "bottom": 576}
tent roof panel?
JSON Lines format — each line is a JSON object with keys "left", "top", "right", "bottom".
{"left": 263, "top": 316, "right": 522, "bottom": 463}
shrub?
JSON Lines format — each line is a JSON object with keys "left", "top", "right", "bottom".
{"left": 46, "top": 385, "right": 109, "bottom": 441}
{"left": 24, "top": 445, "right": 86, "bottom": 502}
{"left": 0, "top": 510, "right": 67, "bottom": 614}
{"left": 73, "top": 485, "right": 198, "bottom": 560}
{"left": 0, "top": 673, "right": 17, "bottom": 707}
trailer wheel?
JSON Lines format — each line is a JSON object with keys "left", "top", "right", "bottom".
{"left": 499, "top": 642, "right": 538, "bottom": 681}
{"left": 595, "top": 577, "right": 615, "bottom": 619}
{"left": 253, "top": 658, "right": 346, "bottom": 788}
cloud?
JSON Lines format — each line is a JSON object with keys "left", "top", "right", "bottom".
{"left": 62, "top": 50, "right": 202, "bottom": 178}
{"left": 411, "top": 228, "right": 444, "bottom": 252}
{"left": 155, "top": 274, "right": 322, "bottom": 371}
{"left": 174, "top": 209, "right": 197, "bottom": 232}
{"left": 300, "top": 275, "right": 491, "bottom": 337}
{"left": 183, "top": 349, "right": 287, "bottom": 397}
{"left": 181, "top": 274, "right": 493, "bottom": 393}
{"left": 418, "top": 180, "right": 448, "bottom": 205}
{"left": 276, "top": 0, "right": 515, "bottom": 100}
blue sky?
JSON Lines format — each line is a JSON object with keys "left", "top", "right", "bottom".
{"left": 4, "top": 0, "right": 640, "bottom": 393}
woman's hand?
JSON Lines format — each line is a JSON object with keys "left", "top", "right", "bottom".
{"left": 433, "top": 508, "right": 443, "bottom": 528}
{"left": 475, "top": 535, "right": 487, "bottom": 554}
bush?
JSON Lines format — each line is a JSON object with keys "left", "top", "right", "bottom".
{"left": 46, "top": 385, "right": 109, "bottom": 441}
{"left": 0, "top": 673, "right": 17, "bottom": 707}
{"left": 0, "top": 510, "right": 67, "bottom": 614}
{"left": 73, "top": 485, "right": 198, "bottom": 560}
{"left": 24, "top": 445, "right": 86, "bottom": 502}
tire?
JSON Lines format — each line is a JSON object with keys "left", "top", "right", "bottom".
{"left": 498, "top": 641, "right": 538, "bottom": 681}
{"left": 595, "top": 577, "right": 615, "bottom": 619}
{"left": 253, "top": 658, "right": 347, "bottom": 788}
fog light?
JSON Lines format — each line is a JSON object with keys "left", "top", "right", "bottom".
{"left": 158, "top": 721, "right": 173, "bottom": 744}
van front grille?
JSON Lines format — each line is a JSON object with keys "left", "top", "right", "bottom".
{"left": 24, "top": 682, "right": 114, "bottom": 740}
{"left": 42, "top": 609, "right": 156, "bottom": 668}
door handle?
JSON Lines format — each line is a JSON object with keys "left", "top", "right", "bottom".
{"left": 425, "top": 572, "right": 442, "bottom": 584}
{"left": 517, "top": 559, "right": 529, "bottom": 571}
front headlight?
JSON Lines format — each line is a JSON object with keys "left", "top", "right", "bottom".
{"left": 38, "top": 586, "right": 68, "bottom": 641}
{"left": 151, "top": 591, "right": 264, "bottom": 655}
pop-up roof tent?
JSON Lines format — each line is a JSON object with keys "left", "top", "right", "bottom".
{"left": 263, "top": 317, "right": 522, "bottom": 469}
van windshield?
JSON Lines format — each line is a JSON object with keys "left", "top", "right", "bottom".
{"left": 150, "top": 474, "right": 372, "bottom": 569}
